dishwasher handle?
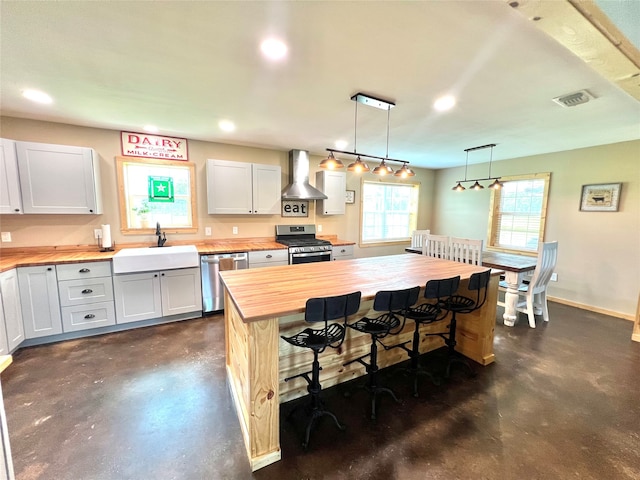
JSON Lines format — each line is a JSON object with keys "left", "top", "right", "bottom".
{"left": 201, "top": 253, "right": 248, "bottom": 264}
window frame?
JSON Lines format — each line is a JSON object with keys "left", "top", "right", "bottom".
{"left": 116, "top": 156, "right": 198, "bottom": 235}
{"left": 359, "top": 178, "right": 419, "bottom": 246}
{"left": 487, "top": 172, "right": 551, "bottom": 255}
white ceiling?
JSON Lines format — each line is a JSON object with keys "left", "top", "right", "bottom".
{"left": 1, "top": 1, "right": 639, "bottom": 169}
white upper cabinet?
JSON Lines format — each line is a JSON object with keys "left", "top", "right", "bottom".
{"left": 207, "top": 159, "right": 281, "bottom": 214}
{"left": 15, "top": 141, "right": 103, "bottom": 214}
{"left": 0, "top": 138, "right": 23, "bottom": 214}
{"left": 316, "top": 170, "right": 346, "bottom": 215}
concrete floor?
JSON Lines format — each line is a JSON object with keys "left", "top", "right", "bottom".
{"left": 2, "top": 303, "right": 640, "bottom": 480}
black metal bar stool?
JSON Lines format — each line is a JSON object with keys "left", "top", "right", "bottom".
{"left": 343, "top": 286, "right": 420, "bottom": 420}
{"left": 281, "top": 291, "right": 361, "bottom": 449}
{"left": 391, "top": 276, "right": 460, "bottom": 396}
{"left": 438, "top": 269, "right": 492, "bottom": 378}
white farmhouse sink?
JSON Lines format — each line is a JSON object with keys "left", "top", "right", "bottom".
{"left": 112, "top": 245, "right": 199, "bottom": 274}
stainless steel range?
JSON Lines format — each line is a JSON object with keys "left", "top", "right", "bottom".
{"left": 276, "top": 224, "right": 333, "bottom": 264}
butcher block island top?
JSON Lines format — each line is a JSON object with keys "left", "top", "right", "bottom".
{"left": 220, "top": 253, "right": 496, "bottom": 322}
{"left": 219, "top": 254, "right": 500, "bottom": 471}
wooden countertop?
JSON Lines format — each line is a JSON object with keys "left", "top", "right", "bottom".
{"left": 220, "top": 253, "right": 498, "bottom": 323}
{"left": 0, "top": 237, "right": 355, "bottom": 272}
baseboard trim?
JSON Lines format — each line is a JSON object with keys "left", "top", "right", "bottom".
{"left": 547, "top": 296, "right": 634, "bottom": 321}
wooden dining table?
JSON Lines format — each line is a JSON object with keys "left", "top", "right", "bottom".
{"left": 405, "top": 247, "right": 538, "bottom": 326}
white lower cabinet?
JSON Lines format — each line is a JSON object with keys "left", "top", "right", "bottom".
{"left": 57, "top": 261, "right": 115, "bottom": 332}
{"left": 113, "top": 267, "right": 201, "bottom": 324}
{"left": 248, "top": 249, "right": 288, "bottom": 268}
{"left": 332, "top": 245, "right": 354, "bottom": 260}
{"left": 18, "top": 265, "right": 62, "bottom": 339}
{"left": 0, "top": 269, "right": 25, "bottom": 352}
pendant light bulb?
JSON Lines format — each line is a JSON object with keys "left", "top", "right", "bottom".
{"left": 489, "top": 178, "right": 503, "bottom": 189}
{"left": 319, "top": 151, "right": 344, "bottom": 170}
{"left": 347, "top": 156, "right": 370, "bottom": 173}
{"left": 452, "top": 182, "right": 465, "bottom": 192}
{"left": 471, "top": 181, "right": 484, "bottom": 190}
{"left": 373, "top": 159, "right": 393, "bottom": 176}
{"left": 394, "top": 163, "right": 415, "bottom": 178}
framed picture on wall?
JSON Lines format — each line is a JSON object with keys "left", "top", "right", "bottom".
{"left": 345, "top": 190, "right": 355, "bottom": 204}
{"left": 579, "top": 183, "right": 622, "bottom": 212}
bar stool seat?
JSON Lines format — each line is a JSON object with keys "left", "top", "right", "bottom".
{"left": 344, "top": 286, "right": 420, "bottom": 420}
{"left": 397, "top": 276, "right": 460, "bottom": 396}
{"left": 437, "top": 270, "right": 492, "bottom": 378}
{"left": 281, "top": 291, "right": 361, "bottom": 450}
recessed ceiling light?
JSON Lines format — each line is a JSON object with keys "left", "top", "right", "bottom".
{"left": 143, "top": 125, "right": 159, "bottom": 133}
{"left": 434, "top": 95, "right": 456, "bottom": 112}
{"left": 22, "top": 89, "right": 53, "bottom": 104}
{"left": 335, "top": 140, "right": 348, "bottom": 150}
{"left": 219, "top": 120, "right": 236, "bottom": 132}
{"left": 260, "top": 38, "right": 288, "bottom": 60}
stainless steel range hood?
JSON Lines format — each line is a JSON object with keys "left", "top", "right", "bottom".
{"left": 281, "top": 149, "right": 328, "bottom": 200}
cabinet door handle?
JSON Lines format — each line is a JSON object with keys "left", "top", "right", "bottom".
{"left": 14, "top": 208, "right": 20, "bottom": 212}
{"left": 84, "top": 314, "right": 96, "bottom": 319}
{"left": 266, "top": 254, "right": 272, "bottom": 259}
{"left": 341, "top": 249, "right": 346, "bottom": 253}
{"left": 47, "top": 267, "right": 52, "bottom": 271}
{"left": 161, "top": 273, "right": 165, "bottom": 276}
{"left": 79, "top": 268, "right": 90, "bottom": 273}
{"left": 81, "top": 288, "right": 93, "bottom": 294}
{"left": 154, "top": 274, "right": 158, "bottom": 277}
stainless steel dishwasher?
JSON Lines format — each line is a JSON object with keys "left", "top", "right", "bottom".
{"left": 201, "top": 252, "right": 248, "bottom": 313}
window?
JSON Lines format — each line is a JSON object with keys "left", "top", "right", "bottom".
{"left": 116, "top": 157, "right": 197, "bottom": 234}
{"left": 488, "top": 172, "right": 550, "bottom": 253}
{"left": 361, "top": 180, "right": 419, "bottom": 244}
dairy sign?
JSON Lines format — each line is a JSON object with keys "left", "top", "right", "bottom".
{"left": 121, "top": 132, "right": 188, "bottom": 160}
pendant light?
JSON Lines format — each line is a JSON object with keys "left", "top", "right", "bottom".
{"left": 394, "top": 162, "right": 415, "bottom": 177}
{"left": 323, "top": 93, "right": 414, "bottom": 175}
{"left": 372, "top": 159, "right": 394, "bottom": 175}
{"left": 453, "top": 144, "right": 501, "bottom": 191}
{"left": 347, "top": 100, "right": 370, "bottom": 172}
{"left": 319, "top": 151, "right": 344, "bottom": 169}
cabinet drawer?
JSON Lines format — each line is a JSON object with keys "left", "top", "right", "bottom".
{"left": 248, "top": 249, "right": 288, "bottom": 267}
{"left": 58, "top": 277, "right": 114, "bottom": 306}
{"left": 61, "top": 301, "right": 116, "bottom": 332}
{"left": 56, "top": 261, "right": 112, "bottom": 281}
{"left": 333, "top": 245, "right": 354, "bottom": 260}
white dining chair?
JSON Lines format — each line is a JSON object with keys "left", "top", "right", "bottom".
{"left": 499, "top": 241, "right": 558, "bottom": 328}
{"left": 422, "top": 234, "right": 450, "bottom": 259}
{"left": 449, "top": 237, "right": 483, "bottom": 265}
{"left": 410, "top": 230, "right": 430, "bottom": 250}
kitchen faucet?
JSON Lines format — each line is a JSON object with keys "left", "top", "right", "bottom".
{"left": 155, "top": 222, "right": 167, "bottom": 247}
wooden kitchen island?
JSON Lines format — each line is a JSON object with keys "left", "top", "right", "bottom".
{"left": 219, "top": 254, "right": 499, "bottom": 471}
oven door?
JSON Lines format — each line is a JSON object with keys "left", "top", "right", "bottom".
{"left": 290, "top": 250, "right": 332, "bottom": 264}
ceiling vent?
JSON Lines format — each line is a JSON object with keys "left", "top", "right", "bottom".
{"left": 552, "top": 90, "right": 594, "bottom": 107}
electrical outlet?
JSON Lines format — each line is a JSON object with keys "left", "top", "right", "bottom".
{"left": 205, "top": 227, "right": 212, "bottom": 236}
{"left": 1, "top": 232, "right": 11, "bottom": 242}
{"left": 94, "top": 228, "right": 102, "bottom": 239}
{"left": 232, "top": 226, "right": 238, "bottom": 235}
{"left": 551, "top": 272, "right": 558, "bottom": 281}
{"left": 317, "top": 224, "right": 323, "bottom": 232}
